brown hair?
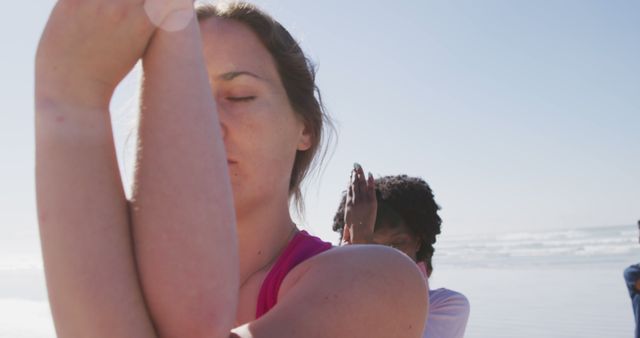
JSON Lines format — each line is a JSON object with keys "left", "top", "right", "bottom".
{"left": 196, "top": 2, "right": 333, "bottom": 214}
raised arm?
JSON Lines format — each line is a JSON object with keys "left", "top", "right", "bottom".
{"left": 129, "top": 6, "right": 238, "bottom": 338}
{"left": 35, "top": 1, "right": 159, "bottom": 336}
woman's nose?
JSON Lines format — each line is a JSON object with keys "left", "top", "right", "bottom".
{"left": 216, "top": 103, "right": 228, "bottom": 140}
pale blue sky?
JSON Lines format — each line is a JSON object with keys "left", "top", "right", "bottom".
{"left": 1, "top": 1, "right": 638, "bottom": 247}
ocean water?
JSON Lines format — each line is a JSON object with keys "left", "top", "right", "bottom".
{"left": 434, "top": 224, "right": 637, "bottom": 268}
{"left": 0, "top": 224, "right": 637, "bottom": 337}
{"left": 430, "top": 224, "right": 637, "bottom": 338}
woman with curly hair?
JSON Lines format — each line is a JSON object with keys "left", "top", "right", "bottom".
{"left": 34, "top": 1, "right": 427, "bottom": 337}
{"left": 332, "top": 165, "right": 470, "bottom": 338}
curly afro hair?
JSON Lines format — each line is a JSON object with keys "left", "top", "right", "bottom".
{"left": 332, "top": 175, "right": 442, "bottom": 271}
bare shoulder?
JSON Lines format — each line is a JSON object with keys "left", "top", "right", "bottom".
{"left": 233, "top": 245, "right": 428, "bottom": 338}
{"left": 281, "top": 244, "right": 428, "bottom": 297}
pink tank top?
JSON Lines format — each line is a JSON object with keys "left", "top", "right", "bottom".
{"left": 255, "top": 230, "right": 332, "bottom": 318}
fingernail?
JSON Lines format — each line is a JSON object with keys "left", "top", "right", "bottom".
{"left": 353, "top": 163, "right": 362, "bottom": 171}
{"left": 368, "top": 172, "right": 373, "bottom": 180}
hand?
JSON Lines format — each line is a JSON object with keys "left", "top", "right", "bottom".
{"left": 35, "top": 0, "right": 193, "bottom": 110}
{"left": 145, "top": 0, "right": 195, "bottom": 32}
{"left": 343, "top": 163, "right": 377, "bottom": 245}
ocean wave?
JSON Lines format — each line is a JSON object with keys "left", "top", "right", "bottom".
{"left": 433, "top": 225, "right": 639, "bottom": 267}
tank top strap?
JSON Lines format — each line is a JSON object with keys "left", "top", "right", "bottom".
{"left": 255, "top": 230, "right": 332, "bottom": 318}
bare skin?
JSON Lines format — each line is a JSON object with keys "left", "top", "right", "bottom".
{"left": 342, "top": 163, "right": 377, "bottom": 245}
{"left": 35, "top": 1, "right": 165, "bottom": 337}
{"left": 35, "top": 2, "right": 428, "bottom": 337}
{"left": 131, "top": 8, "right": 239, "bottom": 338}
{"left": 36, "top": 1, "right": 236, "bottom": 337}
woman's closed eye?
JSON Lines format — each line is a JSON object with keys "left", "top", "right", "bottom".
{"left": 226, "top": 96, "right": 256, "bottom": 102}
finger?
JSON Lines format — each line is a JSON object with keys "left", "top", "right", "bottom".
{"left": 351, "top": 166, "right": 361, "bottom": 201}
{"left": 353, "top": 176, "right": 361, "bottom": 199}
{"left": 355, "top": 164, "right": 366, "bottom": 198}
{"left": 367, "top": 172, "right": 376, "bottom": 200}
{"left": 347, "top": 170, "right": 355, "bottom": 204}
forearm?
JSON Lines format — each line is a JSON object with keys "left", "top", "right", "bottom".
{"left": 131, "top": 13, "right": 238, "bottom": 338}
{"left": 35, "top": 106, "right": 156, "bottom": 338}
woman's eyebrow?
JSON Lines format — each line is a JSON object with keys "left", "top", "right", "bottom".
{"left": 376, "top": 231, "right": 409, "bottom": 241}
{"left": 217, "top": 70, "right": 264, "bottom": 82}
{"left": 390, "top": 232, "right": 411, "bottom": 240}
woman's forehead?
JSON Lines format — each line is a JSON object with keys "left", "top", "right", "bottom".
{"left": 199, "top": 17, "right": 279, "bottom": 83}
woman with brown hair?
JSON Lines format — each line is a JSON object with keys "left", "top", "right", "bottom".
{"left": 35, "top": 1, "right": 427, "bottom": 337}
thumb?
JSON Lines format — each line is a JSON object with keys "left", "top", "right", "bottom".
{"left": 342, "top": 225, "right": 351, "bottom": 245}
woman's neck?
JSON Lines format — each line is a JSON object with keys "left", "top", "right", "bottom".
{"left": 235, "top": 200, "right": 298, "bottom": 287}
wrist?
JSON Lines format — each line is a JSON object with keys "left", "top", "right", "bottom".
{"left": 350, "top": 227, "right": 374, "bottom": 245}
{"left": 35, "top": 75, "right": 114, "bottom": 113}
{"left": 144, "top": 0, "right": 195, "bottom": 32}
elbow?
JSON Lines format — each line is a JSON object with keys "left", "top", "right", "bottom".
{"left": 145, "top": 284, "right": 238, "bottom": 338}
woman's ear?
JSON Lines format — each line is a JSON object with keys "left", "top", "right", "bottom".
{"left": 297, "top": 124, "right": 312, "bottom": 151}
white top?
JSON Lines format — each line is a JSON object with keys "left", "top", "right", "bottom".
{"left": 423, "top": 288, "right": 470, "bottom": 338}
